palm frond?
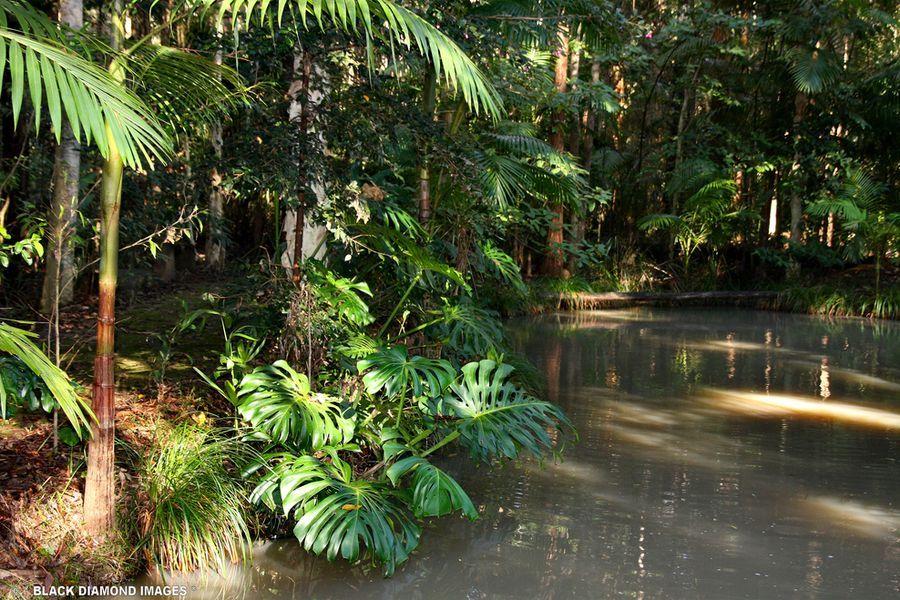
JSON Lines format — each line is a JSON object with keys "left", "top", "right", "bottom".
{"left": 0, "top": 1, "right": 171, "bottom": 167}
{"left": 199, "top": 0, "right": 502, "bottom": 117}
{"left": 786, "top": 46, "right": 840, "bottom": 94}
{"left": 125, "top": 44, "right": 249, "bottom": 132}
{"left": 638, "top": 213, "right": 682, "bottom": 232}
{"left": 477, "top": 240, "right": 526, "bottom": 294}
{"left": 0, "top": 322, "right": 92, "bottom": 436}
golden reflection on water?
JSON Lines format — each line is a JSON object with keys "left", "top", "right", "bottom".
{"left": 799, "top": 496, "right": 900, "bottom": 540}
{"left": 819, "top": 357, "right": 831, "bottom": 399}
{"left": 703, "top": 389, "right": 900, "bottom": 430}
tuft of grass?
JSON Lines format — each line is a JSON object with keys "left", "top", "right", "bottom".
{"left": 772, "top": 284, "right": 898, "bottom": 320}
{"left": 137, "top": 424, "right": 252, "bottom": 573}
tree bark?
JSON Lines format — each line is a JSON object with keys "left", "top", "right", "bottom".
{"left": 788, "top": 92, "right": 808, "bottom": 243}
{"left": 40, "top": 0, "right": 83, "bottom": 314}
{"left": 282, "top": 48, "right": 329, "bottom": 277}
{"left": 417, "top": 70, "right": 437, "bottom": 224}
{"left": 541, "top": 25, "right": 569, "bottom": 277}
{"left": 566, "top": 44, "right": 582, "bottom": 274}
{"left": 84, "top": 0, "right": 124, "bottom": 540}
{"left": 206, "top": 23, "right": 226, "bottom": 271}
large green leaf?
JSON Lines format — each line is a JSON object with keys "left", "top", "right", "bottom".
{"left": 251, "top": 452, "right": 421, "bottom": 575}
{"left": 357, "top": 345, "right": 455, "bottom": 398}
{"left": 439, "top": 359, "right": 571, "bottom": 462}
{"left": 0, "top": 0, "right": 171, "bottom": 167}
{"left": 429, "top": 298, "right": 505, "bottom": 358}
{"left": 386, "top": 455, "right": 477, "bottom": 520}
{"left": 237, "top": 360, "right": 354, "bottom": 449}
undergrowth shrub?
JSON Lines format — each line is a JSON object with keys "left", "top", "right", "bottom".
{"left": 137, "top": 424, "right": 252, "bottom": 572}
{"left": 772, "top": 285, "right": 898, "bottom": 320}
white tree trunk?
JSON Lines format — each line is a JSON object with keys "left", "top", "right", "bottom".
{"left": 206, "top": 25, "right": 226, "bottom": 271}
{"left": 281, "top": 49, "right": 329, "bottom": 271}
{"left": 40, "top": 0, "right": 83, "bottom": 314}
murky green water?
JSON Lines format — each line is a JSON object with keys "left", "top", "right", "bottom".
{"left": 133, "top": 308, "right": 900, "bottom": 599}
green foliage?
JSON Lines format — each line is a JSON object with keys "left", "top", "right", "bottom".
{"left": 0, "top": 0, "right": 171, "bottom": 166}
{"left": 137, "top": 425, "right": 251, "bottom": 572}
{"left": 773, "top": 284, "right": 899, "bottom": 320}
{"left": 429, "top": 299, "right": 505, "bottom": 358}
{"left": 0, "top": 355, "right": 52, "bottom": 418}
{"left": 237, "top": 360, "right": 355, "bottom": 449}
{"left": 357, "top": 345, "right": 454, "bottom": 399}
{"left": 0, "top": 322, "right": 91, "bottom": 435}
{"left": 477, "top": 241, "right": 527, "bottom": 294}
{"left": 198, "top": 0, "right": 502, "bottom": 117}
{"left": 386, "top": 456, "right": 477, "bottom": 520}
{"left": 308, "top": 262, "right": 374, "bottom": 327}
{"left": 250, "top": 452, "right": 420, "bottom": 576}
{"left": 438, "top": 359, "right": 571, "bottom": 463}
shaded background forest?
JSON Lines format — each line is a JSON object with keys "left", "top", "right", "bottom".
{"left": 2, "top": 0, "right": 897, "bottom": 312}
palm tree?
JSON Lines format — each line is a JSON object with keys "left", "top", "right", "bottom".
{"left": 807, "top": 167, "right": 899, "bottom": 296}
{"left": 82, "top": 1, "right": 249, "bottom": 538}
{"left": 0, "top": 0, "right": 169, "bottom": 442}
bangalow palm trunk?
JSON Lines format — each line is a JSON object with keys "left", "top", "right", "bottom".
{"left": 418, "top": 70, "right": 437, "bottom": 225}
{"left": 83, "top": 0, "right": 125, "bottom": 539}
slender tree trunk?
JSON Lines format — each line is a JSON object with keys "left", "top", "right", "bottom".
{"left": 767, "top": 169, "right": 780, "bottom": 239}
{"left": 283, "top": 48, "right": 312, "bottom": 280}
{"left": 418, "top": 70, "right": 437, "bottom": 224}
{"left": 788, "top": 92, "right": 808, "bottom": 243}
{"left": 580, "top": 56, "right": 601, "bottom": 237}
{"left": 40, "top": 0, "right": 83, "bottom": 313}
{"left": 541, "top": 25, "right": 569, "bottom": 277}
{"left": 282, "top": 48, "right": 329, "bottom": 276}
{"left": 206, "top": 23, "right": 226, "bottom": 271}
{"left": 566, "top": 45, "right": 582, "bottom": 274}
{"left": 84, "top": 0, "right": 124, "bottom": 540}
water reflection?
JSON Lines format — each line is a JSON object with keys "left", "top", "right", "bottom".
{"left": 128, "top": 308, "right": 899, "bottom": 599}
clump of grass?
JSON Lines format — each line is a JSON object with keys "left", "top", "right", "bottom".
{"left": 772, "top": 284, "right": 898, "bottom": 320}
{"left": 137, "top": 424, "right": 251, "bottom": 572}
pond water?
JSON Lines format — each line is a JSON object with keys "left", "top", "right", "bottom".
{"left": 130, "top": 308, "right": 899, "bottom": 599}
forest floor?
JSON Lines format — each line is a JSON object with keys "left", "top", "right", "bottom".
{"left": 0, "top": 276, "right": 233, "bottom": 598}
